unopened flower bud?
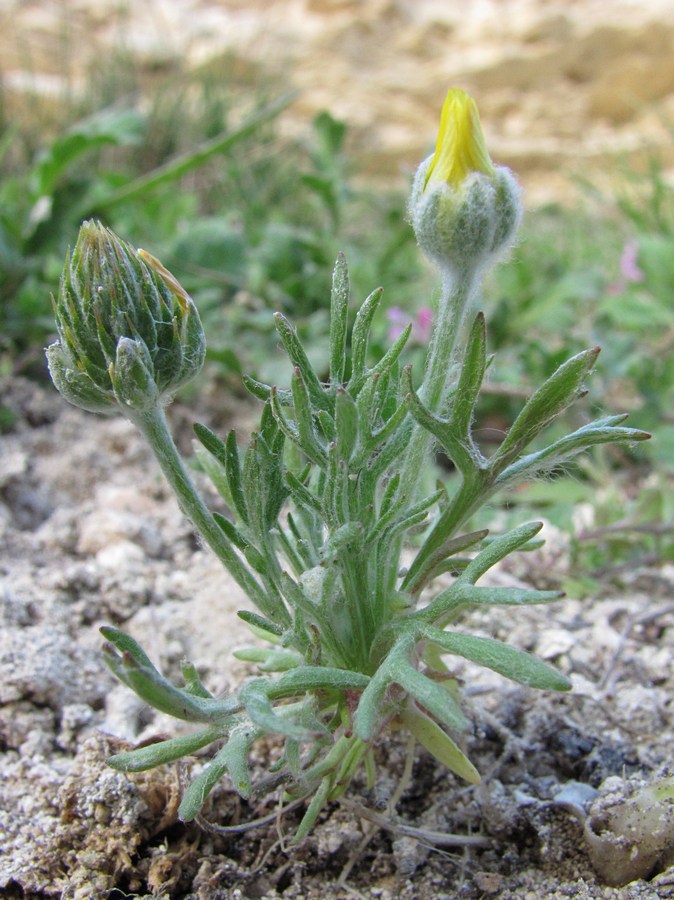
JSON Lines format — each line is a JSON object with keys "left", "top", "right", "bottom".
{"left": 46, "top": 220, "right": 205, "bottom": 414}
{"left": 409, "top": 89, "right": 522, "bottom": 277}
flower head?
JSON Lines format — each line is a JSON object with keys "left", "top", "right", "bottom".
{"left": 425, "top": 89, "right": 495, "bottom": 190}
{"left": 46, "top": 220, "right": 205, "bottom": 414}
{"left": 409, "top": 88, "right": 521, "bottom": 277}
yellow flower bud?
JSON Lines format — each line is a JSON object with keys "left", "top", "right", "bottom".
{"left": 409, "top": 88, "right": 521, "bottom": 277}
{"left": 425, "top": 88, "right": 495, "bottom": 190}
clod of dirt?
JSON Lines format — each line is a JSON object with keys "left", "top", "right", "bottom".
{"left": 584, "top": 770, "right": 674, "bottom": 886}
{"left": 6, "top": 731, "right": 181, "bottom": 899}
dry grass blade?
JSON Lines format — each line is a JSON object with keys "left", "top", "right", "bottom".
{"left": 194, "top": 793, "right": 310, "bottom": 835}
{"left": 338, "top": 798, "right": 493, "bottom": 849}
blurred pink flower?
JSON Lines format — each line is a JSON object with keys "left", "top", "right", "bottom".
{"left": 416, "top": 307, "right": 433, "bottom": 343}
{"left": 386, "top": 306, "right": 434, "bottom": 344}
{"left": 608, "top": 239, "right": 644, "bottom": 295}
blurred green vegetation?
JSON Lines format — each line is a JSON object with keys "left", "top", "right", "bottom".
{"left": 1, "top": 47, "right": 671, "bottom": 579}
{"left": 480, "top": 179, "right": 674, "bottom": 582}
{"left": 0, "top": 49, "right": 422, "bottom": 383}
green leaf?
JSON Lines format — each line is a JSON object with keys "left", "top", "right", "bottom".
{"left": 322, "top": 440, "right": 343, "bottom": 527}
{"left": 181, "top": 660, "right": 213, "bottom": 698}
{"left": 329, "top": 253, "right": 349, "bottom": 385}
{"left": 285, "top": 469, "right": 323, "bottom": 516}
{"left": 355, "top": 634, "right": 465, "bottom": 741}
{"left": 213, "top": 512, "right": 248, "bottom": 551}
{"left": 494, "top": 418, "right": 651, "bottom": 487}
{"left": 354, "top": 370, "right": 382, "bottom": 441}
{"left": 237, "top": 610, "right": 284, "bottom": 639}
{"left": 178, "top": 726, "right": 259, "bottom": 819}
{"left": 279, "top": 570, "right": 324, "bottom": 622}
{"left": 348, "top": 287, "right": 384, "bottom": 389}
{"left": 257, "top": 430, "right": 288, "bottom": 529}
{"left": 179, "top": 745, "right": 230, "bottom": 820}
{"left": 239, "top": 683, "right": 312, "bottom": 740}
{"left": 100, "top": 627, "right": 236, "bottom": 723}
{"left": 402, "top": 529, "right": 489, "bottom": 593}
{"left": 321, "top": 521, "right": 364, "bottom": 561}
{"left": 193, "top": 425, "right": 249, "bottom": 524}
{"left": 239, "top": 429, "right": 287, "bottom": 550}
{"left": 268, "top": 665, "right": 370, "bottom": 698}
{"left": 316, "top": 408, "right": 337, "bottom": 442}
{"left": 293, "top": 775, "right": 332, "bottom": 843}
{"left": 243, "top": 543, "right": 269, "bottom": 575}
{"left": 270, "top": 385, "right": 302, "bottom": 445}
{"left": 367, "top": 419, "right": 414, "bottom": 483}
{"left": 331, "top": 738, "right": 371, "bottom": 799}
{"left": 403, "top": 365, "right": 474, "bottom": 474}
{"left": 450, "top": 312, "right": 487, "bottom": 441}
{"left": 458, "top": 522, "right": 544, "bottom": 585}
{"left": 291, "top": 366, "right": 327, "bottom": 466}
{"left": 108, "top": 728, "right": 221, "bottom": 772}
{"left": 424, "top": 627, "right": 571, "bottom": 691}
{"left": 242, "top": 435, "right": 265, "bottom": 533}
{"left": 399, "top": 707, "right": 480, "bottom": 784}
{"left": 367, "top": 489, "right": 442, "bottom": 548}
{"left": 394, "top": 658, "right": 468, "bottom": 732}
{"left": 233, "top": 646, "right": 303, "bottom": 672}
{"left": 354, "top": 673, "right": 389, "bottom": 741}
{"left": 368, "top": 323, "right": 411, "bottom": 382}
{"left": 100, "top": 625, "right": 155, "bottom": 670}
{"left": 489, "top": 347, "right": 600, "bottom": 473}
{"left": 193, "top": 443, "right": 231, "bottom": 506}
{"left": 242, "top": 374, "right": 292, "bottom": 406}
{"left": 273, "top": 313, "right": 329, "bottom": 411}
{"left": 412, "top": 583, "right": 564, "bottom": 629}
{"left": 378, "top": 472, "right": 402, "bottom": 520}
{"left": 221, "top": 725, "right": 258, "bottom": 798}
{"left": 335, "top": 387, "right": 359, "bottom": 461}
{"left": 367, "top": 399, "right": 408, "bottom": 458}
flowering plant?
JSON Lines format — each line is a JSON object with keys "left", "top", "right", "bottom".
{"left": 47, "top": 88, "right": 648, "bottom": 838}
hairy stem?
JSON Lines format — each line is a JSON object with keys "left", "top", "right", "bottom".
{"left": 128, "top": 405, "right": 270, "bottom": 612}
{"left": 398, "top": 271, "right": 477, "bottom": 509}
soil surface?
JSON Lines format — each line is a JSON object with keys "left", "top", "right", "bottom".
{"left": 1, "top": 374, "right": 673, "bottom": 899}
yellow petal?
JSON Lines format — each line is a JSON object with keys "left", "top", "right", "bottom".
{"left": 425, "top": 88, "right": 495, "bottom": 189}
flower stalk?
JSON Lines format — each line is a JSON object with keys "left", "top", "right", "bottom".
{"left": 127, "top": 405, "right": 271, "bottom": 612}
{"left": 396, "top": 270, "right": 478, "bottom": 512}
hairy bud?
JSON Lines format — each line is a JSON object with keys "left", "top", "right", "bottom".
{"left": 46, "top": 221, "right": 205, "bottom": 414}
{"left": 409, "top": 89, "right": 522, "bottom": 277}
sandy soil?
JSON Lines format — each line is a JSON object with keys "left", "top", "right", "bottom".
{"left": 1, "top": 374, "right": 673, "bottom": 899}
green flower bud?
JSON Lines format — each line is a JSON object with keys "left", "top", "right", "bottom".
{"left": 46, "top": 221, "right": 205, "bottom": 414}
{"left": 409, "top": 89, "right": 522, "bottom": 277}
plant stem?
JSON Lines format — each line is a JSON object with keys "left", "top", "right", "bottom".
{"left": 397, "top": 270, "right": 477, "bottom": 514}
{"left": 128, "top": 405, "right": 270, "bottom": 612}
